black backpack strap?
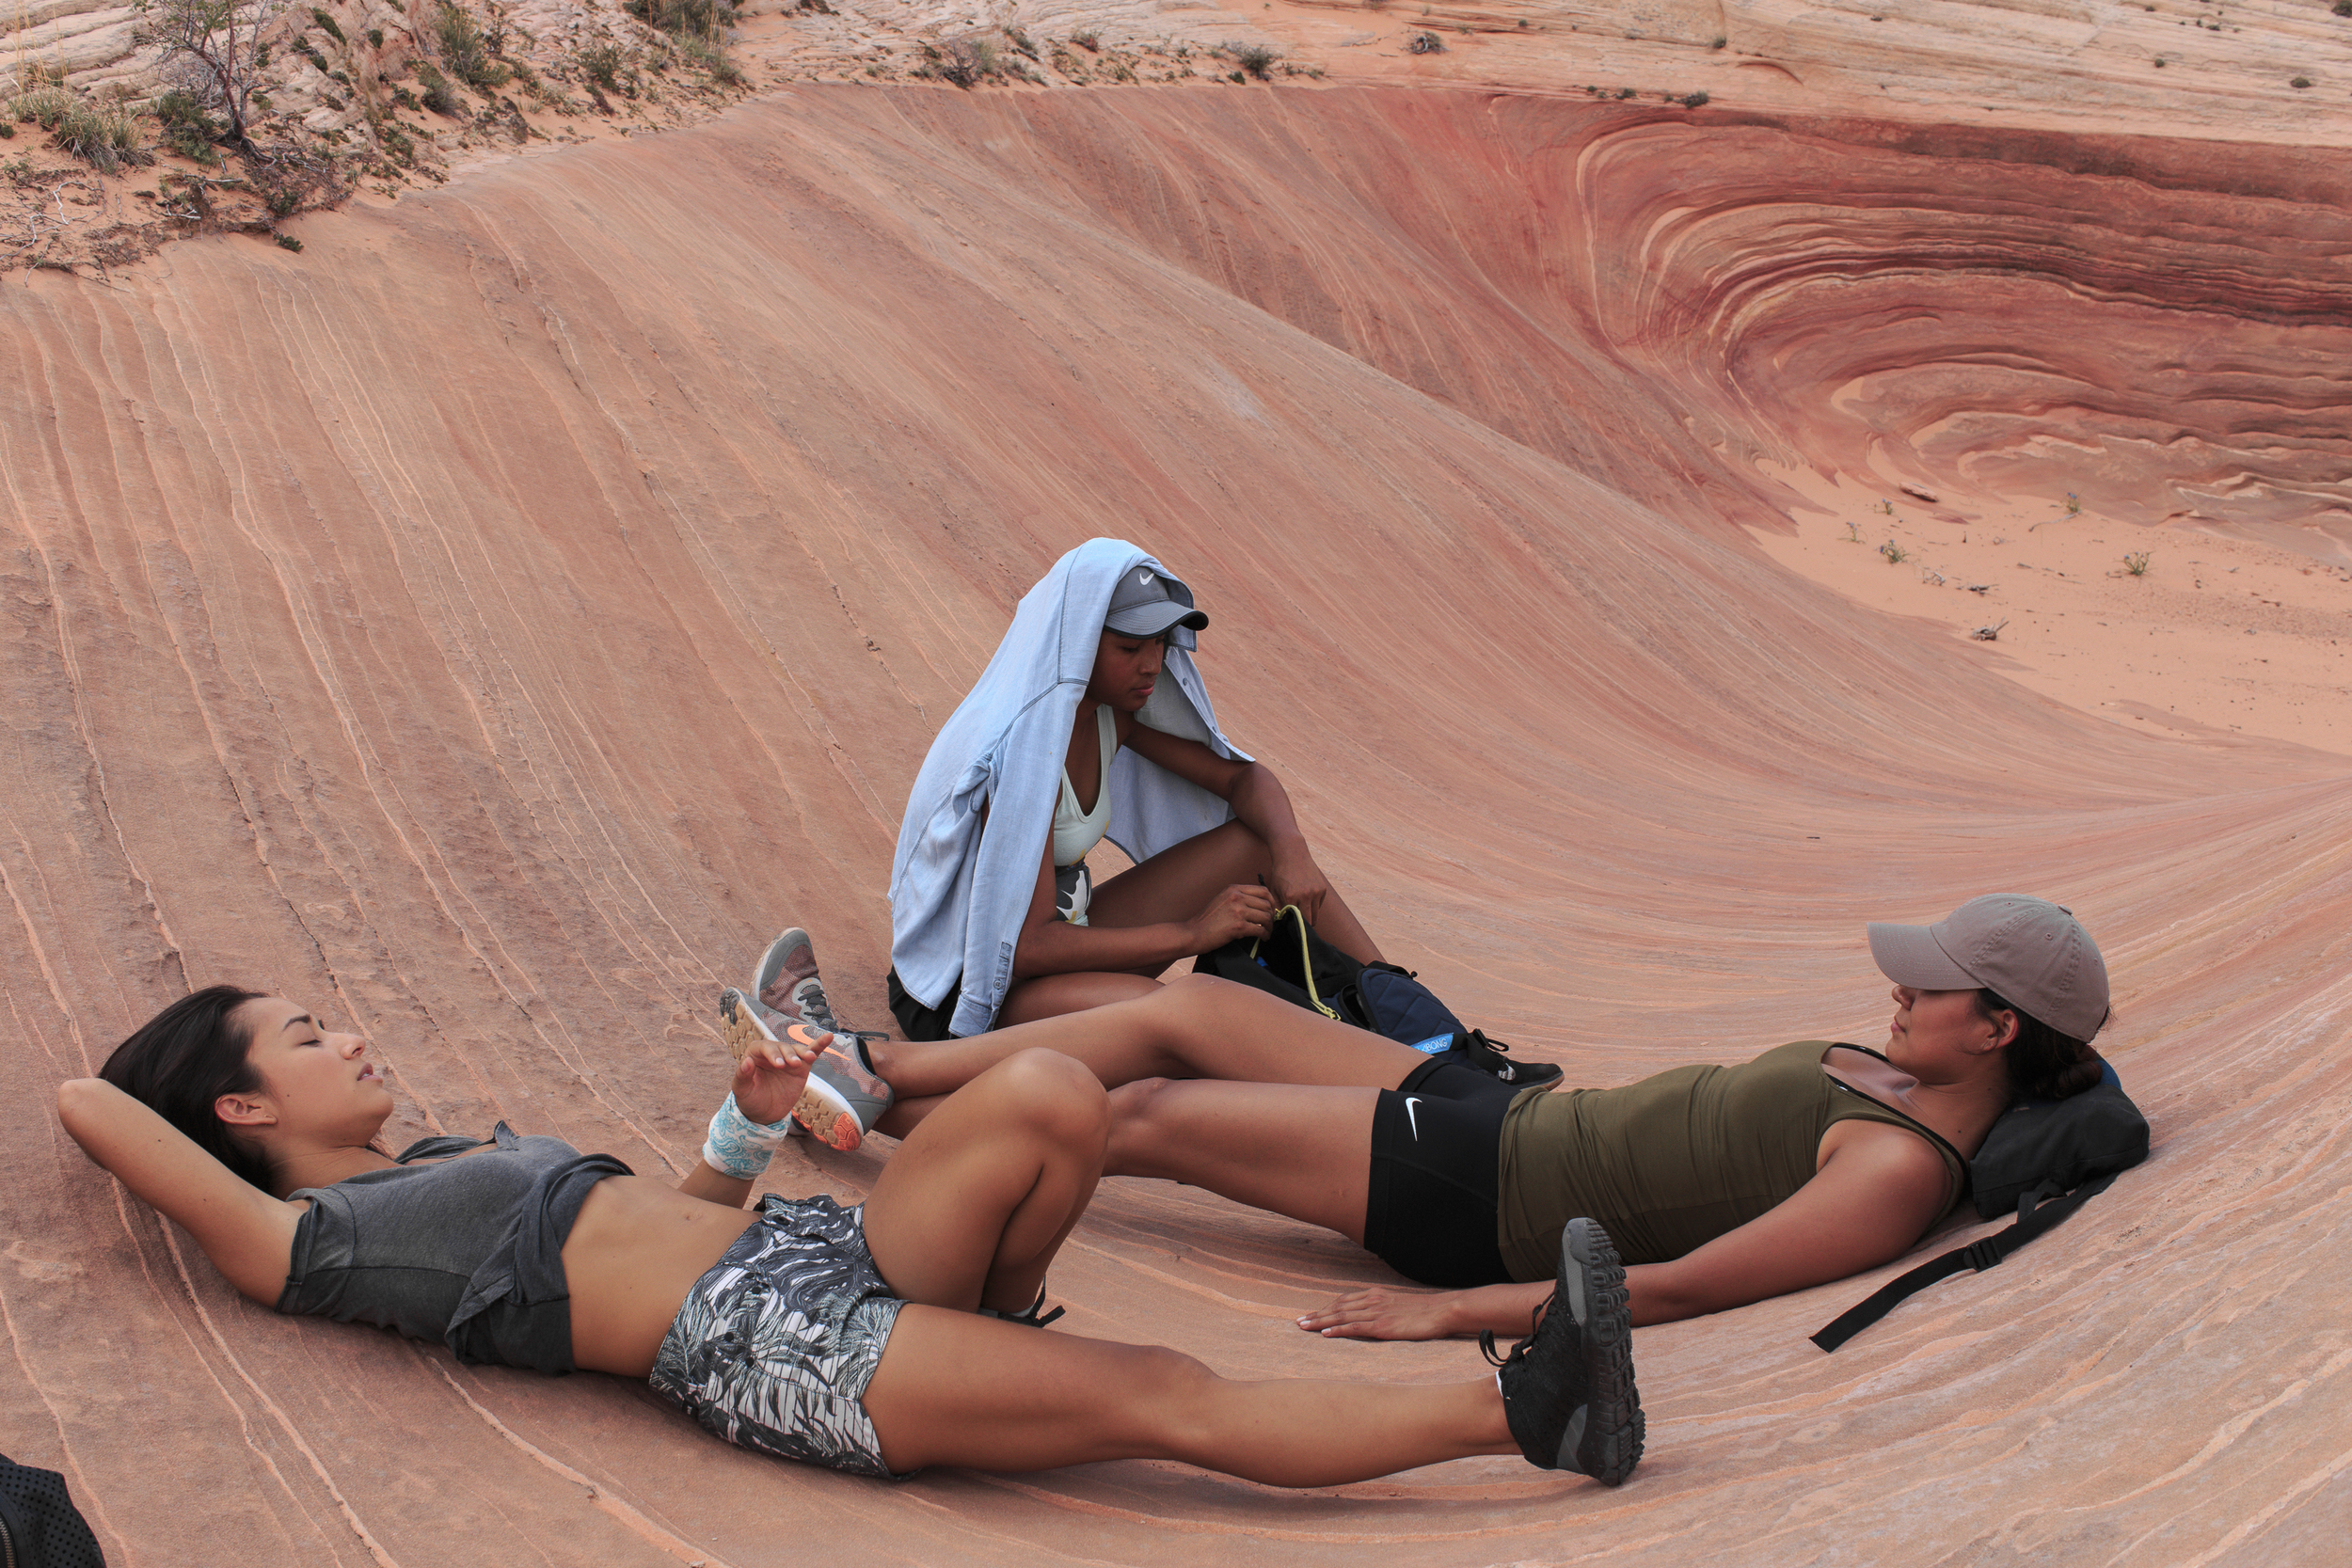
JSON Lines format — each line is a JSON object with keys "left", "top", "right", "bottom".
{"left": 1811, "top": 1171, "right": 2118, "bottom": 1353}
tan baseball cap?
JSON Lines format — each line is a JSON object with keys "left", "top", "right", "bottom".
{"left": 1867, "top": 895, "right": 2110, "bottom": 1041}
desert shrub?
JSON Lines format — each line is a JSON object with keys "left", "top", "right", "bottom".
{"left": 414, "top": 59, "right": 463, "bottom": 114}
{"left": 367, "top": 26, "right": 383, "bottom": 46}
{"left": 1407, "top": 30, "right": 1441, "bottom": 53}
{"left": 1709, "top": 34, "right": 1725, "bottom": 48}
{"left": 1614, "top": 85, "right": 1634, "bottom": 99}
{"left": 435, "top": 2, "right": 510, "bottom": 89}
{"left": 2290, "top": 75, "right": 2312, "bottom": 87}
{"left": 0, "top": 121, "right": 11, "bottom": 139}
{"left": 1007, "top": 26, "right": 1038, "bottom": 57}
{"left": 1682, "top": 89, "right": 1708, "bottom": 106}
{"left": 1231, "top": 41, "right": 1278, "bottom": 77}
{"left": 155, "top": 87, "right": 224, "bottom": 163}
{"left": 310, "top": 7, "right": 345, "bottom": 42}
{"left": 14, "top": 86, "right": 73, "bottom": 128}
{"left": 53, "top": 99, "right": 153, "bottom": 171}
{"left": 626, "top": 0, "right": 736, "bottom": 33}
{"left": 677, "top": 32, "right": 744, "bottom": 85}
{"left": 277, "top": 232, "right": 303, "bottom": 250}
{"left": 930, "top": 36, "right": 999, "bottom": 87}
{"left": 2336, "top": 1, "right": 2351, "bottom": 16}
{"left": 2122, "top": 550, "right": 2153, "bottom": 576}
{"left": 1071, "top": 28, "right": 1099, "bottom": 51}
{"left": 579, "top": 42, "right": 633, "bottom": 97}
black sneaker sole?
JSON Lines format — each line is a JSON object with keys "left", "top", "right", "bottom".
{"left": 1560, "top": 1218, "right": 1644, "bottom": 1485}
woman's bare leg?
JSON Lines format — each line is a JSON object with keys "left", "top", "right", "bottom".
{"left": 1107, "top": 1077, "right": 1381, "bottom": 1241}
{"left": 862, "top": 1309, "right": 1513, "bottom": 1481}
{"left": 872, "top": 974, "right": 1428, "bottom": 1115}
{"left": 994, "top": 970, "right": 1162, "bottom": 1028}
{"left": 861, "top": 1047, "right": 1108, "bottom": 1314}
{"left": 1089, "top": 818, "right": 1386, "bottom": 965}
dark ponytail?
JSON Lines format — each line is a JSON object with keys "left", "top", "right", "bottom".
{"left": 100, "top": 986, "right": 273, "bottom": 1190}
{"left": 1979, "top": 988, "right": 2105, "bottom": 1102}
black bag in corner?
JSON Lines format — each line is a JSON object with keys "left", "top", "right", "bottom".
{"left": 1812, "top": 1063, "right": 2149, "bottom": 1353}
{"left": 0, "top": 1453, "right": 105, "bottom": 1568}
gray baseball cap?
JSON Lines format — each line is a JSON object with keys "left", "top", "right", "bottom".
{"left": 1104, "top": 566, "right": 1207, "bottom": 649}
{"left": 1867, "top": 894, "right": 2110, "bottom": 1041}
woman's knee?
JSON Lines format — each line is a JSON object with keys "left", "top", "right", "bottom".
{"left": 981, "top": 1047, "right": 1110, "bottom": 1153}
{"left": 1104, "top": 1076, "right": 1184, "bottom": 1173}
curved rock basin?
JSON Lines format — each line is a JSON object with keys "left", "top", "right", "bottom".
{"left": 3, "top": 85, "right": 2346, "bottom": 1564}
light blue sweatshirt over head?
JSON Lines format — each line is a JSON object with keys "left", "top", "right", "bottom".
{"left": 888, "top": 539, "right": 1248, "bottom": 1037}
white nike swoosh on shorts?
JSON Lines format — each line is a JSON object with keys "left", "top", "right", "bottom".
{"left": 1405, "top": 1097, "right": 1422, "bottom": 1140}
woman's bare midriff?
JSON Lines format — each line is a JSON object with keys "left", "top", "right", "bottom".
{"left": 561, "top": 1175, "right": 764, "bottom": 1378}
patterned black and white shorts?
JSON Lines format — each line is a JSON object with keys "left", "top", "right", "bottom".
{"left": 649, "top": 1194, "right": 908, "bottom": 1479}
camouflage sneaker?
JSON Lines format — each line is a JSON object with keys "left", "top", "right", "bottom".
{"left": 777, "top": 1020, "right": 894, "bottom": 1152}
{"left": 755, "top": 927, "right": 852, "bottom": 1036}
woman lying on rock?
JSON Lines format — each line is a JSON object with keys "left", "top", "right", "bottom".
{"left": 56, "top": 987, "right": 1642, "bottom": 1488}
{"left": 804, "top": 895, "right": 2111, "bottom": 1337}
{"left": 881, "top": 536, "right": 1400, "bottom": 1041}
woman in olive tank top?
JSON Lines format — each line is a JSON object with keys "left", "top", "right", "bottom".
{"left": 858, "top": 895, "right": 2115, "bottom": 1338}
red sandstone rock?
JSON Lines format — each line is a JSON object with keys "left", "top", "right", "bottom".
{"left": 1, "top": 85, "right": 2346, "bottom": 1565}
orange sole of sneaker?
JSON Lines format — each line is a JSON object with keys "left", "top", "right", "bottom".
{"left": 792, "top": 1086, "right": 864, "bottom": 1151}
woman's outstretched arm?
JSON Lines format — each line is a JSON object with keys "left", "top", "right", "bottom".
{"left": 1299, "top": 1119, "right": 1955, "bottom": 1338}
{"left": 56, "top": 1079, "right": 301, "bottom": 1306}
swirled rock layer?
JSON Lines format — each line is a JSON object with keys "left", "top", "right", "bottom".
{"left": 2, "top": 84, "right": 2347, "bottom": 1566}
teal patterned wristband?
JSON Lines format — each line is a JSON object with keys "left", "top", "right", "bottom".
{"left": 702, "top": 1092, "right": 795, "bottom": 1180}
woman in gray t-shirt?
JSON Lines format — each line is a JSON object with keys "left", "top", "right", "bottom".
{"left": 57, "top": 980, "right": 1644, "bottom": 1488}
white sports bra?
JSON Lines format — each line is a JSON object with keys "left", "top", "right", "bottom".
{"left": 1053, "top": 704, "right": 1119, "bottom": 870}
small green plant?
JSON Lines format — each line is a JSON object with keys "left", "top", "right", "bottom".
{"left": 266, "top": 183, "right": 300, "bottom": 216}
{"left": 1843, "top": 520, "right": 1862, "bottom": 542}
{"left": 1071, "top": 28, "right": 1099, "bottom": 51}
{"left": 1232, "top": 42, "right": 1279, "bottom": 78}
{"left": 2065, "top": 492, "right": 2082, "bottom": 515}
{"left": 1879, "top": 541, "right": 1909, "bottom": 565}
{"left": 155, "top": 87, "right": 224, "bottom": 163}
{"left": 1614, "top": 85, "right": 1634, "bottom": 99}
{"left": 625, "top": 0, "right": 736, "bottom": 34}
{"left": 1876, "top": 498, "right": 1895, "bottom": 515}
{"left": 1709, "top": 34, "right": 1726, "bottom": 48}
{"left": 436, "top": 2, "right": 511, "bottom": 90}
{"left": 13, "top": 86, "right": 73, "bottom": 129}
{"left": 1408, "top": 30, "right": 1441, "bottom": 53}
{"left": 414, "top": 60, "right": 463, "bottom": 114}
{"left": 2290, "top": 75, "right": 2313, "bottom": 88}
{"left": 1681, "top": 90, "right": 1708, "bottom": 107}
{"left": 579, "top": 42, "right": 630, "bottom": 97}
{"left": 1007, "top": 26, "right": 1038, "bottom": 57}
{"left": 677, "top": 32, "right": 744, "bottom": 86}
{"left": 2336, "top": 1, "right": 2351, "bottom": 17}
{"left": 2122, "top": 550, "right": 2153, "bottom": 576}
{"left": 311, "top": 7, "right": 345, "bottom": 43}
{"left": 0, "top": 121, "right": 12, "bottom": 140}
{"left": 367, "top": 26, "right": 383, "bottom": 47}
{"left": 277, "top": 231, "right": 303, "bottom": 250}
{"left": 51, "top": 99, "right": 152, "bottom": 172}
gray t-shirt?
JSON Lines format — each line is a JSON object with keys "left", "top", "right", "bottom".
{"left": 275, "top": 1124, "right": 632, "bottom": 1373}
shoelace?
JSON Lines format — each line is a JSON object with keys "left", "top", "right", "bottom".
{"left": 1478, "top": 1293, "right": 1554, "bottom": 1368}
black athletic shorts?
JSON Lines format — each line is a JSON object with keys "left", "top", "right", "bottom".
{"left": 885, "top": 969, "right": 961, "bottom": 1042}
{"left": 1361, "top": 1055, "right": 1518, "bottom": 1288}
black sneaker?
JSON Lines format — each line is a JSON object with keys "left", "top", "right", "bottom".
{"left": 1454, "top": 1030, "right": 1565, "bottom": 1089}
{"left": 1484, "top": 1217, "right": 1643, "bottom": 1484}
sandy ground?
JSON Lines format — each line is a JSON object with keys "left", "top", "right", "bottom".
{"left": 1756, "top": 466, "right": 2352, "bottom": 756}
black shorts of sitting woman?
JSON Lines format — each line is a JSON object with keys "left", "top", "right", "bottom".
{"left": 852, "top": 895, "right": 2114, "bottom": 1337}
{"left": 56, "top": 985, "right": 1643, "bottom": 1488}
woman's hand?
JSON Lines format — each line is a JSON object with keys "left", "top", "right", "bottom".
{"left": 1188, "top": 882, "right": 1279, "bottom": 950}
{"left": 1266, "top": 844, "right": 1334, "bottom": 927}
{"left": 729, "top": 1025, "right": 818, "bottom": 1126}
{"left": 1295, "top": 1285, "right": 1462, "bottom": 1341}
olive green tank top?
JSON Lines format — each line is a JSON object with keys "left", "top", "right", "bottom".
{"left": 1493, "top": 1039, "right": 1967, "bottom": 1280}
